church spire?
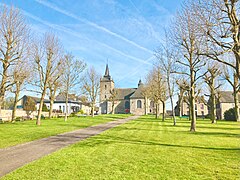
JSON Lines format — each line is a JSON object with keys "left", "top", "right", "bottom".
{"left": 104, "top": 64, "right": 110, "bottom": 77}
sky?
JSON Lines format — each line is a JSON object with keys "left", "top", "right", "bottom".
{"left": 1, "top": 0, "right": 184, "bottom": 108}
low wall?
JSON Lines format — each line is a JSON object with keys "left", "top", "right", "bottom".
{"left": 0, "top": 110, "right": 50, "bottom": 121}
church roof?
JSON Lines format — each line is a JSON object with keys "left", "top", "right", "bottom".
{"left": 114, "top": 88, "right": 136, "bottom": 100}
{"left": 130, "top": 83, "right": 145, "bottom": 99}
{"left": 101, "top": 64, "right": 112, "bottom": 81}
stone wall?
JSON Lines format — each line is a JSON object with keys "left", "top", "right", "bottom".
{"left": 0, "top": 110, "right": 50, "bottom": 122}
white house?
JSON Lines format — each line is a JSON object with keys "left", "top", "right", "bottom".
{"left": 17, "top": 94, "right": 92, "bottom": 115}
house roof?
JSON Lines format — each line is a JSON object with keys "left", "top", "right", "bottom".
{"left": 114, "top": 88, "right": 136, "bottom": 100}
{"left": 21, "top": 95, "right": 47, "bottom": 103}
{"left": 218, "top": 91, "right": 240, "bottom": 103}
{"left": 56, "top": 93, "right": 78, "bottom": 101}
{"left": 183, "top": 96, "right": 207, "bottom": 104}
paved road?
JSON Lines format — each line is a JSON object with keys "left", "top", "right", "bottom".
{"left": 0, "top": 115, "right": 139, "bottom": 177}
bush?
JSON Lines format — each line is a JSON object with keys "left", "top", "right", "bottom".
{"left": 70, "top": 112, "right": 77, "bottom": 117}
{"left": 77, "top": 109, "right": 85, "bottom": 115}
{"left": 42, "top": 103, "right": 49, "bottom": 112}
{"left": 224, "top": 108, "right": 236, "bottom": 121}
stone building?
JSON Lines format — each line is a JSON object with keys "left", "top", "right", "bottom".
{"left": 215, "top": 91, "right": 240, "bottom": 120}
{"left": 99, "top": 65, "right": 163, "bottom": 115}
{"left": 175, "top": 96, "right": 208, "bottom": 117}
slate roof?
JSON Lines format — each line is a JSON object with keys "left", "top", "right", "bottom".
{"left": 21, "top": 95, "right": 47, "bottom": 103}
{"left": 218, "top": 91, "right": 240, "bottom": 103}
{"left": 130, "top": 83, "right": 145, "bottom": 99}
{"left": 114, "top": 88, "right": 136, "bottom": 100}
{"left": 56, "top": 93, "right": 78, "bottom": 101}
{"left": 182, "top": 96, "right": 207, "bottom": 104}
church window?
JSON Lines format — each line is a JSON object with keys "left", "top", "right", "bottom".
{"left": 105, "top": 95, "right": 107, "bottom": 99}
{"left": 105, "top": 85, "right": 107, "bottom": 90}
{"left": 137, "top": 100, "right": 142, "bottom": 108}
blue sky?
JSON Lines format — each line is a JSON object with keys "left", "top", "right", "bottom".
{"left": 2, "top": 0, "right": 183, "bottom": 88}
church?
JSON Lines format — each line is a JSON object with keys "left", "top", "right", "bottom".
{"left": 99, "top": 64, "right": 161, "bottom": 115}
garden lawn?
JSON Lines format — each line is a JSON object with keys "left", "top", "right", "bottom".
{"left": 3, "top": 115, "right": 240, "bottom": 180}
{"left": 0, "top": 114, "right": 131, "bottom": 148}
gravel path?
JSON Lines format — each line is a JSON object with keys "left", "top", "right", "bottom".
{"left": 0, "top": 115, "right": 139, "bottom": 177}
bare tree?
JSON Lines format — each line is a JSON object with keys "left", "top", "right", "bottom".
{"left": 32, "top": 33, "right": 63, "bottom": 125}
{"left": 82, "top": 67, "right": 100, "bottom": 117}
{"left": 47, "top": 59, "right": 65, "bottom": 118}
{"left": 173, "top": 2, "right": 206, "bottom": 131}
{"left": 146, "top": 65, "right": 167, "bottom": 120}
{"left": 204, "top": 63, "right": 222, "bottom": 123}
{"left": 11, "top": 60, "right": 31, "bottom": 121}
{"left": 141, "top": 85, "right": 150, "bottom": 115}
{"left": 176, "top": 78, "right": 189, "bottom": 118}
{"left": 61, "top": 53, "right": 85, "bottom": 121}
{"left": 195, "top": 0, "right": 240, "bottom": 121}
{"left": 109, "top": 89, "right": 118, "bottom": 114}
{"left": 48, "top": 79, "right": 62, "bottom": 118}
{"left": 0, "top": 5, "right": 30, "bottom": 116}
{"left": 155, "top": 34, "right": 177, "bottom": 125}
{"left": 197, "top": 0, "right": 240, "bottom": 80}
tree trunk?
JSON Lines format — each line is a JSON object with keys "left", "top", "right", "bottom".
{"left": 233, "top": 74, "right": 240, "bottom": 122}
{"left": 167, "top": 78, "right": 176, "bottom": 125}
{"left": 37, "top": 96, "right": 44, "bottom": 125}
{"left": 49, "top": 99, "right": 54, "bottom": 118}
{"left": 12, "top": 86, "right": 20, "bottom": 122}
{"left": 144, "top": 97, "right": 147, "bottom": 115}
{"left": 210, "top": 94, "right": 216, "bottom": 123}
{"left": 190, "top": 72, "right": 196, "bottom": 132}
{"left": 170, "top": 95, "right": 176, "bottom": 125}
{"left": 0, "top": 63, "right": 8, "bottom": 117}
{"left": 162, "top": 101, "right": 165, "bottom": 122}
{"left": 111, "top": 102, "right": 115, "bottom": 114}
{"left": 155, "top": 103, "right": 158, "bottom": 119}
{"left": 91, "top": 103, "right": 94, "bottom": 117}
{"left": 64, "top": 92, "right": 69, "bottom": 122}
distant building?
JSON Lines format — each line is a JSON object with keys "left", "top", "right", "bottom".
{"left": 175, "top": 96, "right": 208, "bottom": 117}
{"left": 215, "top": 91, "right": 240, "bottom": 120}
{"left": 17, "top": 94, "right": 91, "bottom": 115}
{"left": 99, "top": 64, "right": 164, "bottom": 115}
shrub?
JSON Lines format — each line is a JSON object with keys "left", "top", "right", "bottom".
{"left": 42, "top": 103, "right": 49, "bottom": 112}
{"left": 77, "top": 109, "right": 85, "bottom": 115}
{"left": 224, "top": 108, "right": 236, "bottom": 121}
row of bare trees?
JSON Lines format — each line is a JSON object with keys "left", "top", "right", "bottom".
{"left": 0, "top": 5, "right": 101, "bottom": 125}
{"left": 143, "top": 0, "right": 239, "bottom": 132}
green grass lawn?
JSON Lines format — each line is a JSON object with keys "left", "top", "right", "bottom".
{"left": 3, "top": 115, "right": 240, "bottom": 180}
{"left": 0, "top": 114, "right": 131, "bottom": 148}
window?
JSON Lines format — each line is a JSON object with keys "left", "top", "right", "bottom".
{"left": 105, "top": 85, "right": 107, "bottom": 90}
{"left": 59, "top": 106, "right": 61, "bottom": 110}
{"left": 137, "top": 100, "right": 142, "bottom": 108}
{"left": 105, "top": 95, "right": 107, "bottom": 99}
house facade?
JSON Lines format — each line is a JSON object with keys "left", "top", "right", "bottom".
{"left": 99, "top": 64, "right": 163, "bottom": 115}
{"left": 215, "top": 91, "right": 240, "bottom": 120}
{"left": 17, "top": 94, "right": 91, "bottom": 115}
{"left": 175, "top": 96, "right": 208, "bottom": 117}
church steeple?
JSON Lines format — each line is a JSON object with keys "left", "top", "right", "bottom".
{"left": 103, "top": 64, "right": 111, "bottom": 80}
{"left": 138, "top": 79, "right": 143, "bottom": 87}
{"left": 104, "top": 64, "right": 110, "bottom": 77}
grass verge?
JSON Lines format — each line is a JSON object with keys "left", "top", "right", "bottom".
{"left": 3, "top": 115, "right": 240, "bottom": 179}
{"left": 0, "top": 114, "right": 131, "bottom": 148}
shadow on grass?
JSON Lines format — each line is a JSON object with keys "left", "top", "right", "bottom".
{"left": 111, "top": 126, "right": 239, "bottom": 138}
{"left": 79, "top": 135, "right": 240, "bottom": 151}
